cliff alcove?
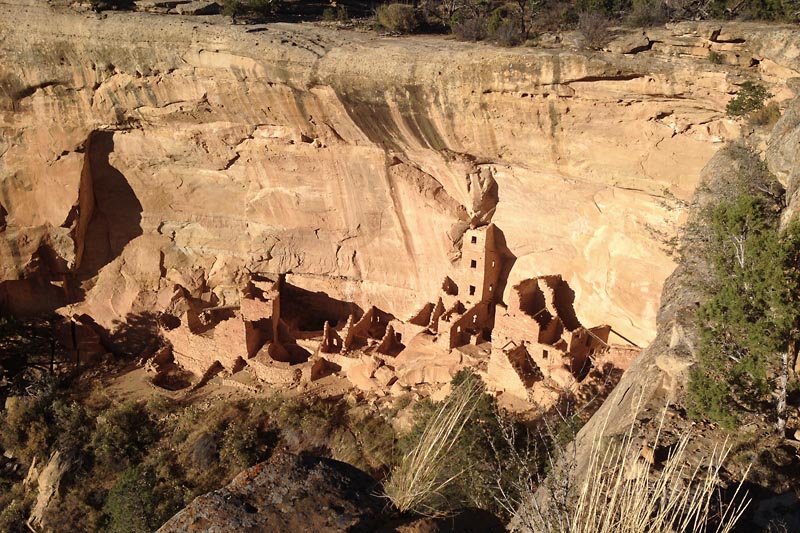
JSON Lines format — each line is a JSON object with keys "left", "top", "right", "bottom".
{"left": 2, "top": 1, "right": 800, "bottom": 531}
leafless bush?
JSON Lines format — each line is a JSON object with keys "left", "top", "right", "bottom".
{"left": 578, "top": 11, "right": 610, "bottom": 50}
{"left": 453, "top": 15, "right": 488, "bottom": 41}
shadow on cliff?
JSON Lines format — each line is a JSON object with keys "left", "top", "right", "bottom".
{"left": 281, "top": 282, "right": 365, "bottom": 332}
{"left": 0, "top": 131, "right": 143, "bottom": 322}
{"left": 493, "top": 226, "right": 517, "bottom": 308}
{"left": 76, "top": 130, "right": 143, "bottom": 277}
{"left": 107, "top": 311, "right": 162, "bottom": 358}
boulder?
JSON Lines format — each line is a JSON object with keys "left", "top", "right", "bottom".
{"left": 29, "top": 451, "right": 71, "bottom": 531}
{"left": 174, "top": 1, "right": 220, "bottom": 15}
{"left": 158, "top": 453, "right": 385, "bottom": 532}
{"left": 606, "top": 32, "right": 651, "bottom": 54}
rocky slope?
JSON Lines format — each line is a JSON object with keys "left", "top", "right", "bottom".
{"left": 2, "top": 2, "right": 798, "bottom": 347}
{"left": 522, "top": 85, "right": 800, "bottom": 531}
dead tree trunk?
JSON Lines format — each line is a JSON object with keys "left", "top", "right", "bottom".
{"left": 776, "top": 351, "right": 788, "bottom": 435}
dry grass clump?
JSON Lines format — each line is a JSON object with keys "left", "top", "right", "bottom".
{"left": 569, "top": 425, "right": 749, "bottom": 532}
{"left": 383, "top": 377, "right": 483, "bottom": 514}
{"left": 513, "top": 400, "right": 750, "bottom": 532}
{"left": 747, "top": 101, "right": 781, "bottom": 127}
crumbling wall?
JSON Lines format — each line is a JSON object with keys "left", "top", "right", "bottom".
{"left": 506, "top": 344, "right": 543, "bottom": 388}
{"left": 494, "top": 279, "right": 547, "bottom": 348}
{"left": 427, "top": 298, "right": 445, "bottom": 333}
{"left": 445, "top": 301, "right": 491, "bottom": 349}
{"left": 376, "top": 324, "right": 402, "bottom": 355}
{"left": 164, "top": 311, "right": 248, "bottom": 375}
{"left": 537, "top": 315, "right": 564, "bottom": 345}
{"left": 565, "top": 325, "right": 611, "bottom": 378}
{"left": 408, "top": 302, "right": 435, "bottom": 326}
{"left": 320, "top": 320, "right": 343, "bottom": 353}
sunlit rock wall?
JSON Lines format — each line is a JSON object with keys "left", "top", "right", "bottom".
{"left": 1, "top": 2, "right": 798, "bottom": 345}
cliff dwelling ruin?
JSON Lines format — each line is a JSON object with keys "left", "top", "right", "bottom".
{"left": 154, "top": 222, "right": 636, "bottom": 409}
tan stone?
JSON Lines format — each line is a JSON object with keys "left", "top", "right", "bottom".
{"left": 482, "top": 349, "right": 529, "bottom": 403}
{"left": 4, "top": 8, "right": 797, "bottom": 349}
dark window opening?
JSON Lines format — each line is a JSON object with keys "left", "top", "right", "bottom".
{"left": 471, "top": 236, "right": 477, "bottom": 244}
{"left": 469, "top": 285, "right": 476, "bottom": 296}
{"left": 470, "top": 259, "right": 477, "bottom": 269}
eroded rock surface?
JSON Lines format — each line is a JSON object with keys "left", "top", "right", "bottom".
{"left": 1, "top": 4, "right": 799, "bottom": 349}
{"left": 157, "top": 453, "right": 385, "bottom": 532}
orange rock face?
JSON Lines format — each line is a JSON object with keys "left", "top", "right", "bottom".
{"left": 1, "top": 4, "right": 799, "bottom": 351}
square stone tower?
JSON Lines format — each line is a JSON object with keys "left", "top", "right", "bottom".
{"left": 455, "top": 224, "right": 503, "bottom": 307}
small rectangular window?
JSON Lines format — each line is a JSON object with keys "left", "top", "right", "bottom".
{"left": 469, "top": 285, "right": 476, "bottom": 296}
{"left": 471, "top": 236, "right": 477, "bottom": 244}
{"left": 470, "top": 259, "right": 477, "bottom": 269}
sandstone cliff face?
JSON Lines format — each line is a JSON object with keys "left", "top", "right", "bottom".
{"left": 1, "top": 2, "right": 798, "bottom": 346}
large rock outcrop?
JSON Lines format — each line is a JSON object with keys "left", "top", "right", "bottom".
{"left": 157, "top": 453, "right": 386, "bottom": 532}
{"left": 1, "top": 3, "right": 799, "bottom": 347}
{"left": 158, "top": 452, "right": 507, "bottom": 532}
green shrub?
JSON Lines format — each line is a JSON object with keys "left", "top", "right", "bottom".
{"left": 389, "top": 370, "right": 527, "bottom": 516}
{"left": 626, "top": 0, "right": 668, "bottom": 26}
{"left": 52, "top": 401, "right": 92, "bottom": 459}
{"left": 219, "top": 419, "right": 259, "bottom": 469}
{"left": 221, "top": 0, "right": 280, "bottom": 19}
{"left": 452, "top": 15, "right": 489, "bottom": 41}
{"left": 685, "top": 147, "right": 800, "bottom": 427}
{"left": 89, "top": 0, "right": 135, "bottom": 10}
{"left": 0, "top": 387, "right": 57, "bottom": 462}
{"left": 247, "top": 0, "right": 279, "bottom": 16}
{"left": 93, "top": 401, "right": 159, "bottom": 471}
{"left": 376, "top": 3, "right": 421, "bottom": 33}
{"left": 103, "top": 465, "right": 184, "bottom": 533}
{"left": 385, "top": 372, "right": 484, "bottom": 513}
{"left": 726, "top": 81, "right": 772, "bottom": 117}
{"left": 0, "top": 495, "right": 31, "bottom": 532}
{"left": 687, "top": 368, "right": 737, "bottom": 429}
{"left": 322, "top": 5, "right": 348, "bottom": 21}
{"left": 492, "top": 20, "right": 523, "bottom": 46}
{"left": 708, "top": 50, "right": 724, "bottom": 64}
{"left": 487, "top": 5, "right": 523, "bottom": 46}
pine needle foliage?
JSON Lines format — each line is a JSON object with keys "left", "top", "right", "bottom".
{"left": 686, "top": 146, "right": 800, "bottom": 427}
